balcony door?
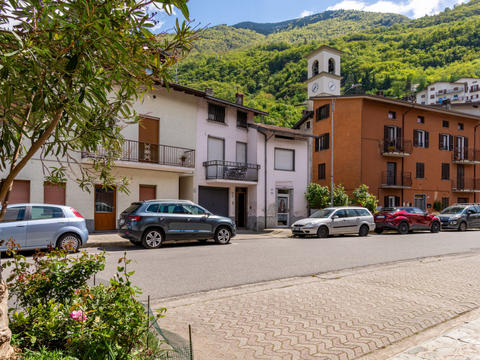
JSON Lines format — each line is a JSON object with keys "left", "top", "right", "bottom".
{"left": 457, "top": 165, "right": 465, "bottom": 189}
{"left": 138, "top": 117, "right": 159, "bottom": 163}
{"left": 207, "top": 137, "right": 224, "bottom": 178}
{"left": 384, "top": 126, "right": 401, "bottom": 150}
{"left": 455, "top": 136, "right": 467, "bottom": 160}
{"left": 387, "top": 162, "right": 397, "bottom": 185}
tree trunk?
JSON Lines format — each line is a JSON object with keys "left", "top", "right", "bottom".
{"left": 0, "top": 282, "right": 13, "bottom": 359}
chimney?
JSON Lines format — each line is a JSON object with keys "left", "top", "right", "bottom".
{"left": 235, "top": 93, "right": 244, "bottom": 105}
{"left": 442, "top": 99, "right": 451, "bottom": 110}
{"left": 205, "top": 88, "right": 214, "bottom": 96}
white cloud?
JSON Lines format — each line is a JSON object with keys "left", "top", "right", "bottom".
{"left": 300, "top": 10, "right": 314, "bottom": 17}
{"left": 327, "top": 0, "right": 468, "bottom": 18}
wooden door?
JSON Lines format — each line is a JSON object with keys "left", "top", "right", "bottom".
{"left": 139, "top": 185, "right": 156, "bottom": 202}
{"left": 94, "top": 185, "right": 116, "bottom": 231}
{"left": 235, "top": 188, "right": 247, "bottom": 228}
{"left": 138, "top": 118, "right": 159, "bottom": 163}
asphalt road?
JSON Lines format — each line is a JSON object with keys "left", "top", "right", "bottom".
{"left": 88, "top": 230, "right": 480, "bottom": 302}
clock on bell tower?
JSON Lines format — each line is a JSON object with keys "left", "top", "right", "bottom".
{"left": 305, "top": 45, "right": 343, "bottom": 99}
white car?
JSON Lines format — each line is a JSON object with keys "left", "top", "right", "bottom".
{"left": 292, "top": 207, "right": 376, "bottom": 238}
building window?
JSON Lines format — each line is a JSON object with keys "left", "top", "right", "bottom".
{"left": 315, "top": 133, "right": 329, "bottom": 151}
{"left": 457, "top": 197, "right": 469, "bottom": 204}
{"left": 417, "top": 116, "right": 425, "bottom": 124}
{"left": 316, "top": 104, "right": 330, "bottom": 121}
{"left": 236, "top": 142, "right": 247, "bottom": 164}
{"left": 430, "top": 95, "right": 435, "bottom": 99}
{"left": 439, "top": 134, "right": 453, "bottom": 151}
{"left": 312, "top": 60, "right": 319, "bottom": 76}
{"left": 413, "top": 129, "right": 429, "bottom": 148}
{"left": 318, "top": 163, "right": 326, "bottom": 180}
{"left": 458, "top": 123, "right": 464, "bottom": 130}
{"left": 416, "top": 163, "right": 425, "bottom": 179}
{"left": 306, "top": 121, "right": 311, "bottom": 129}
{"left": 430, "top": 87, "right": 435, "bottom": 91}
{"left": 388, "top": 111, "right": 396, "bottom": 120}
{"left": 237, "top": 111, "right": 247, "bottom": 128}
{"left": 328, "top": 58, "right": 335, "bottom": 74}
{"left": 441, "top": 197, "right": 449, "bottom": 209}
{"left": 441, "top": 163, "right": 450, "bottom": 180}
{"left": 384, "top": 195, "right": 400, "bottom": 207}
{"left": 442, "top": 120, "right": 449, "bottom": 128}
{"left": 274, "top": 148, "right": 295, "bottom": 171}
{"left": 208, "top": 103, "right": 226, "bottom": 123}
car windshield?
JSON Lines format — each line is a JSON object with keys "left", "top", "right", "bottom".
{"left": 441, "top": 206, "right": 465, "bottom": 215}
{"left": 310, "top": 209, "right": 335, "bottom": 218}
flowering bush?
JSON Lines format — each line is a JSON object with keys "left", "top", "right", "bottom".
{"left": 5, "top": 250, "right": 166, "bottom": 359}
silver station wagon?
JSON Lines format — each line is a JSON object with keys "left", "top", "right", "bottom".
{"left": 292, "top": 206, "right": 376, "bottom": 238}
{"left": 0, "top": 204, "right": 89, "bottom": 252}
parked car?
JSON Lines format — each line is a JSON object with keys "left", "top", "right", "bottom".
{"left": 118, "top": 200, "right": 236, "bottom": 248}
{"left": 437, "top": 204, "right": 480, "bottom": 231}
{"left": 0, "top": 204, "right": 88, "bottom": 252}
{"left": 291, "top": 207, "right": 375, "bottom": 238}
{"left": 374, "top": 207, "right": 441, "bottom": 234}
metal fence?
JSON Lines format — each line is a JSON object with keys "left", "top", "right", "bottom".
{"left": 203, "top": 160, "right": 260, "bottom": 181}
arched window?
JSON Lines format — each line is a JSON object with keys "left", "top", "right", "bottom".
{"left": 312, "top": 60, "right": 319, "bottom": 76}
{"left": 328, "top": 58, "right": 335, "bottom": 74}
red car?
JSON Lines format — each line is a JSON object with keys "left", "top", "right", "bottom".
{"left": 374, "top": 207, "right": 441, "bottom": 234}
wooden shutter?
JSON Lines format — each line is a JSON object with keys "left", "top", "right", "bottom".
{"left": 396, "top": 126, "right": 402, "bottom": 143}
{"left": 315, "top": 138, "right": 319, "bottom": 152}
{"left": 44, "top": 182, "right": 66, "bottom": 205}
{"left": 139, "top": 185, "right": 156, "bottom": 201}
{"left": 9, "top": 180, "right": 30, "bottom": 204}
{"left": 413, "top": 130, "right": 419, "bottom": 146}
{"left": 439, "top": 134, "right": 443, "bottom": 150}
{"left": 425, "top": 131, "right": 429, "bottom": 148}
{"left": 384, "top": 196, "right": 388, "bottom": 207}
{"left": 395, "top": 196, "right": 401, "bottom": 207}
{"left": 449, "top": 135, "right": 454, "bottom": 151}
{"left": 325, "top": 134, "right": 330, "bottom": 150}
{"left": 465, "top": 137, "right": 468, "bottom": 150}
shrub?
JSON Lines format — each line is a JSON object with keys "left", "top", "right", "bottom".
{"left": 305, "top": 183, "right": 330, "bottom": 209}
{"left": 433, "top": 201, "right": 442, "bottom": 212}
{"left": 352, "top": 184, "right": 378, "bottom": 213}
{"left": 5, "top": 250, "right": 166, "bottom": 359}
{"left": 332, "top": 184, "right": 350, "bottom": 207}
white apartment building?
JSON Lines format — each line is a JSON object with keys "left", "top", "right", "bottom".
{"left": 416, "top": 78, "right": 480, "bottom": 105}
{"left": 3, "top": 83, "right": 311, "bottom": 231}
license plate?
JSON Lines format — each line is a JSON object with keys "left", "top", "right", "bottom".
{"left": 376, "top": 216, "right": 385, "bottom": 219}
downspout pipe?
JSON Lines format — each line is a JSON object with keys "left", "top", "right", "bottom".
{"left": 474, "top": 123, "right": 480, "bottom": 203}
{"left": 401, "top": 106, "right": 413, "bottom": 206}
{"left": 262, "top": 131, "right": 274, "bottom": 230}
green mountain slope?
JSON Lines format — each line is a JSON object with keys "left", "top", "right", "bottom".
{"left": 178, "top": 0, "right": 480, "bottom": 127}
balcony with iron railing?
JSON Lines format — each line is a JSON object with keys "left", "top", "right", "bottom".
{"left": 452, "top": 178, "right": 480, "bottom": 193}
{"left": 381, "top": 139, "right": 412, "bottom": 157}
{"left": 381, "top": 172, "right": 412, "bottom": 189}
{"left": 81, "top": 139, "right": 195, "bottom": 169}
{"left": 203, "top": 160, "right": 260, "bottom": 182}
{"left": 452, "top": 148, "right": 480, "bottom": 164}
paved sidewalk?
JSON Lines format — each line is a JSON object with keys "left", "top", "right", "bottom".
{"left": 83, "top": 228, "right": 291, "bottom": 248}
{"left": 388, "top": 317, "right": 480, "bottom": 359}
{"left": 153, "top": 252, "right": 480, "bottom": 360}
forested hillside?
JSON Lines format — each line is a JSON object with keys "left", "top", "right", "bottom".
{"left": 178, "top": 0, "right": 480, "bottom": 127}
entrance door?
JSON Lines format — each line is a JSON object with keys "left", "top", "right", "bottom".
{"left": 235, "top": 188, "right": 247, "bottom": 228}
{"left": 387, "top": 162, "right": 397, "bottom": 185}
{"left": 138, "top": 117, "right": 159, "bottom": 163}
{"left": 277, "top": 190, "right": 290, "bottom": 227}
{"left": 198, "top": 186, "right": 229, "bottom": 217}
{"left": 94, "top": 185, "right": 116, "bottom": 231}
{"left": 457, "top": 165, "right": 465, "bottom": 190}
{"left": 455, "top": 136, "right": 467, "bottom": 160}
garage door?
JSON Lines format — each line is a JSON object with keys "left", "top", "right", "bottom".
{"left": 198, "top": 186, "right": 228, "bottom": 217}
{"left": 9, "top": 180, "right": 30, "bottom": 204}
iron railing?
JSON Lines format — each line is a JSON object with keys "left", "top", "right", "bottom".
{"left": 381, "top": 171, "right": 412, "bottom": 188}
{"left": 82, "top": 139, "right": 195, "bottom": 168}
{"left": 381, "top": 139, "right": 413, "bottom": 155}
{"left": 452, "top": 148, "right": 480, "bottom": 163}
{"left": 203, "top": 160, "right": 260, "bottom": 181}
{"left": 452, "top": 178, "right": 480, "bottom": 192}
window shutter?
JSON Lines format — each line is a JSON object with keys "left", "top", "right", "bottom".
{"left": 449, "top": 135, "right": 454, "bottom": 151}
{"left": 438, "top": 134, "right": 443, "bottom": 150}
{"left": 325, "top": 134, "right": 330, "bottom": 150}
{"left": 315, "top": 138, "right": 319, "bottom": 152}
{"left": 384, "top": 126, "right": 388, "bottom": 140}
{"left": 395, "top": 196, "right": 400, "bottom": 207}
{"left": 465, "top": 137, "right": 468, "bottom": 150}
{"left": 413, "top": 130, "right": 419, "bottom": 146}
{"left": 384, "top": 196, "right": 388, "bottom": 207}
{"left": 396, "top": 126, "right": 402, "bottom": 143}
{"left": 425, "top": 131, "right": 429, "bottom": 148}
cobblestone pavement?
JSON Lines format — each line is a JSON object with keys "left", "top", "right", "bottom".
{"left": 388, "top": 317, "right": 480, "bottom": 359}
{"left": 155, "top": 252, "right": 480, "bottom": 360}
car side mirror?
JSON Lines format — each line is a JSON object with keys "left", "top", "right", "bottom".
{"left": 332, "top": 215, "right": 339, "bottom": 220}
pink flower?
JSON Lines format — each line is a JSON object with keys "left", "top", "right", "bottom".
{"left": 70, "top": 310, "right": 87, "bottom": 322}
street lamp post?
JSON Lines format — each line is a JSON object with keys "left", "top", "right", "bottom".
{"left": 330, "top": 84, "right": 361, "bottom": 206}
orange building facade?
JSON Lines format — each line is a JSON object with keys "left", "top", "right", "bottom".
{"left": 310, "top": 95, "right": 480, "bottom": 210}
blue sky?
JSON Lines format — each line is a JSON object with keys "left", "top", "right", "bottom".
{"left": 154, "top": 0, "right": 469, "bottom": 32}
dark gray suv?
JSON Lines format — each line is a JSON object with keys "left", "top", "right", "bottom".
{"left": 118, "top": 200, "right": 236, "bottom": 248}
{"left": 438, "top": 204, "right": 480, "bottom": 231}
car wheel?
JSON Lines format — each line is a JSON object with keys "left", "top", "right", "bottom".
{"left": 398, "top": 221, "right": 409, "bottom": 235}
{"left": 458, "top": 221, "right": 467, "bottom": 232}
{"left": 359, "top": 225, "right": 369, "bottom": 237}
{"left": 214, "top": 227, "right": 232, "bottom": 245}
{"left": 57, "top": 233, "right": 81, "bottom": 253}
{"left": 374, "top": 228, "right": 384, "bottom": 234}
{"left": 317, "top": 226, "right": 329, "bottom": 238}
{"left": 142, "top": 228, "right": 164, "bottom": 249}
{"left": 430, "top": 221, "right": 441, "bottom": 233}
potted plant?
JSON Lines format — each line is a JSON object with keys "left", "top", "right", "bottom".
{"left": 180, "top": 154, "right": 187, "bottom": 164}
